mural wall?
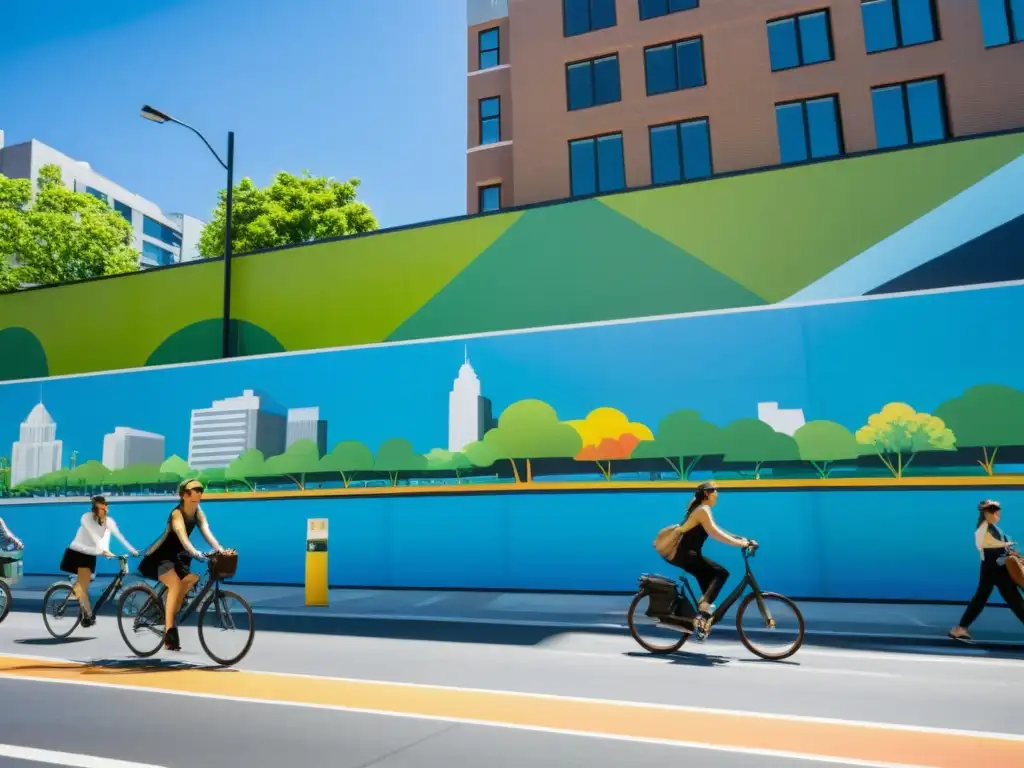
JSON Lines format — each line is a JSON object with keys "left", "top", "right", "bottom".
{"left": 2, "top": 130, "right": 1023, "bottom": 383}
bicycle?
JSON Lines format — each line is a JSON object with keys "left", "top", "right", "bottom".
{"left": 116, "top": 550, "right": 255, "bottom": 667}
{"left": 627, "top": 543, "right": 806, "bottom": 661}
{"left": 42, "top": 554, "right": 132, "bottom": 639}
{"left": 0, "top": 545, "right": 25, "bottom": 625}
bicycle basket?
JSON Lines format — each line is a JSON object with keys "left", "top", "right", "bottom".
{"left": 211, "top": 552, "right": 238, "bottom": 580}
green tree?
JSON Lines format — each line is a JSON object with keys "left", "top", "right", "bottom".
{"left": 197, "top": 467, "right": 227, "bottom": 490}
{"left": 793, "top": 421, "right": 860, "bottom": 479}
{"left": 225, "top": 449, "right": 266, "bottom": 492}
{"left": 469, "top": 399, "right": 582, "bottom": 483}
{"left": 424, "top": 448, "right": 473, "bottom": 484}
{"left": 0, "top": 165, "right": 138, "bottom": 289}
{"left": 261, "top": 439, "right": 322, "bottom": 490}
{"left": 934, "top": 385, "right": 1024, "bottom": 475}
{"left": 855, "top": 402, "right": 956, "bottom": 479}
{"left": 160, "top": 455, "right": 193, "bottom": 480}
{"left": 632, "top": 409, "right": 722, "bottom": 479}
{"left": 720, "top": 419, "right": 800, "bottom": 480}
{"left": 67, "top": 460, "right": 112, "bottom": 495}
{"left": 320, "top": 441, "right": 374, "bottom": 488}
{"left": 374, "top": 438, "right": 427, "bottom": 486}
{"left": 197, "top": 171, "right": 378, "bottom": 257}
{"left": 109, "top": 463, "right": 162, "bottom": 493}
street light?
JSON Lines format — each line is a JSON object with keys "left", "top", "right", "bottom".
{"left": 140, "top": 104, "right": 235, "bottom": 359}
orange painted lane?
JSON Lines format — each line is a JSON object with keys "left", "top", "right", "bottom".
{"left": 1, "top": 655, "right": 1021, "bottom": 766}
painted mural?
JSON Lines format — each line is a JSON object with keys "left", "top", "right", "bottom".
{"left": 1, "top": 130, "right": 1023, "bottom": 383}
{"left": 2, "top": 280, "right": 1024, "bottom": 502}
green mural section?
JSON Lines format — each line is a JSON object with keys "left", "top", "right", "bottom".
{"left": 0, "top": 131, "right": 1022, "bottom": 383}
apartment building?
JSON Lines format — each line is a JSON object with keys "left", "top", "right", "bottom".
{"left": 466, "top": 0, "right": 1024, "bottom": 213}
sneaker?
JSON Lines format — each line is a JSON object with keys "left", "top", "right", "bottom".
{"left": 164, "top": 626, "right": 181, "bottom": 651}
{"left": 81, "top": 613, "right": 95, "bottom": 628}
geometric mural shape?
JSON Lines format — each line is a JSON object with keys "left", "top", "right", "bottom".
{"left": 0, "top": 327, "right": 48, "bottom": 382}
{"left": 146, "top": 319, "right": 285, "bottom": 367}
{"left": 386, "top": 199, "right": 767, "bottom": 341}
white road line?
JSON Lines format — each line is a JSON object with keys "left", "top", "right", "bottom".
{"left": 0, "top": 743, "right": 164, "bottom": 767}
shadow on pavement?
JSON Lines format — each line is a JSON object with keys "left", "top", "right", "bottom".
{"left": 14, "top": 636, "right": 92, "bottom": 646}
{"left": 622, "top": 650, "right": 732, "bottom": 667}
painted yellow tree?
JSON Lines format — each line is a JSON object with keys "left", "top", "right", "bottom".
{"left": 855, "top": 403, "right": 956, "bottom": 479}
{"left": 567, "top": 408, "right": 653, "bottom": 480}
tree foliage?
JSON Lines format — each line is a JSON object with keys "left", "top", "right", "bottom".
{"left": 424, "top": 449, "right": 473, "bottom": 483}
{"left": 197, "top": 171, "right": 378, "bottom": 258}
{"left": 261, "top": 439, "right": 322, "bottom": 490}
{"left": 855, "top": 402, "right": 955, "bottom": 479}
{"left": 568, "top": 407, "right": 652, "bottom": 480}
{"left": 720, "top": 419, "right": 800, "bottom": 479}
{"left": 226, "top": 449, "right": 266, "bottom": 492}
{"left": 934, "top": 385, "right": 1024, "bottom": 475}
{"left": 0, "top": 164, "right": 138, "bottom": 290}
{"left": 374, "top": 438, "right": 427, "bottom": 486}
{"left": 793, "top": 420, "right": 860, "bottom": 478}
{"left": 320, "top": 441, "right": 374, "bottom": 488}
{"left": 632, "top": 409, "right": 722, "bottom": 479}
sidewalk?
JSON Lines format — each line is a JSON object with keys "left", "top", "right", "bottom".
{"left": 8, "top": 574, "right": 1024, "bottom": 649}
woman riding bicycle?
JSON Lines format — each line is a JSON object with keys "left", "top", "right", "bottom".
{"left": 669, "top": 482, "right": 755, "bottom": 633}
{"left": 0, "top": 517, "right": 24, "bottom": 552}
{"left": 59, "top": 496, "right": 138, "bottom": 627}
{"left": 137, "top": 479, "right": 233, "bottom": 651}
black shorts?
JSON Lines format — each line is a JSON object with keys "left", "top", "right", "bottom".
{"left": 138, "top": 552, "right": 190, "bottom": 581}
{"left": 60, "top": 548, "right": 97, "bottom": 574}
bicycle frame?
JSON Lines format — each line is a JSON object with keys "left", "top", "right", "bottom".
{"left": 54, "top": 555, "right": 129, "bottom": 616}
{"left": 148, "top": 552, "right": 236, "bottom": 628}
{"left": 679, "top": 547, "right": 770, "bottom": 628}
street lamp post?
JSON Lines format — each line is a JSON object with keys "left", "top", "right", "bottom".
{"left": 140, "top": 105, "right": 235, "bottom": 359}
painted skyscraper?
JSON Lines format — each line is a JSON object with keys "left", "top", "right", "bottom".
{"left": 102, "top": 427, "right": 166, "bottom": 470}
{"left": 286, "top": 407, "right": 328, "bottom": 456}
{"left": 187, "top": 389, "right": 287, "bottom": 470}
{"left": 448, "top": 348, "right": 493, "bottom": 452}
{"left": 11, "top": 402, "right": 63, "bottom": 487}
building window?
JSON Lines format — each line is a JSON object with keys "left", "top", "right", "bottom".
{"left": 871, "top": 77, "right": 948, "bottom": 149}
{"left": 775, "top": 96, "right": 844, "bottom": 164}
{"left": 85, "top": 186, "right": 109, "bottom": 204}
{"left": 479, "top": 185, "right": 501, "bottom": 212}
{"left": 649, "top": 118, "right": 712, "bottom": 185}
{"left": 979, "top": 0, "right": 1023, "bottom": 47}
{"left": 142, "top": 241, "right": 176, "bottom": 267}
{"left": 564, "top": 0, "right": 616, "bottom": 37}
{"left": 569, "top": 133, "right": 625, "bottom": 196}
{"left": 113, "top": 200, "right": 133, "bottom": 223}
{"left": 767, "top": 9, "right": 834, "bottom": 71}
{"left": 639, "top": 0, "right": 698, "bottom": 21}
{"left": 143, "top": 215, "right": 182, "bottom": 247}
{"left": 566, "top": 54, "right": 621, "bottom": 111}
{"left": 478, "top": 27, "right": 499, "bottom": 69}
{"left": 479, "top": 97, "right": 501, "bottom": 145}
{"left": 861, "top": 0, "right": 939, "bottom": 53}
{"left": 644, "top": 37, "right": 706, "bottom": 95}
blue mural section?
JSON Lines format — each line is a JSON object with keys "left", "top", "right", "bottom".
{"left": 0, "top": 488, "right": 1018, "bottom": 603}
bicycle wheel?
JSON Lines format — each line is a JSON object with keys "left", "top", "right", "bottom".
{"left": 626, "top": 591, "right": 689, "bottom": 654}
{"left": 198, "top": 589, "right": 255, "bottom": 667}
{"left": 735, "top": 591, "right": 805, "bottom": 661}
{"left": 0, "top": 579, "right": 10, "bottom": 625}
{"left": 42, "top": 583, "right": 82, "bottom": 639}
{"left": 117, "top": 583, "right": 166, "bottom": 658}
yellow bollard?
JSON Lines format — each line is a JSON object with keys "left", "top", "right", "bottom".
{"left": 305, "top": 518, "right": 329, "bottom": 606}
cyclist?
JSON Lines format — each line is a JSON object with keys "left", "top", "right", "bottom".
{"left": 0, "top": 516, "right": 24, "bottom": 552}
{"left": 137, "top": 479, "right": 233, "bottom": 651}
{"left": 668, "top": 482, "right": 755, "bottom": 635}
{"left": 59, "top": 496, "right": 138, "bottom": 627}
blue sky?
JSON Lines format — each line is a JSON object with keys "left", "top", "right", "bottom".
{"left": 0, "top": 0, "right": 467, "bottom": 229}
{"left": 1, "top": 284, "right": 1021, "bottom": 465}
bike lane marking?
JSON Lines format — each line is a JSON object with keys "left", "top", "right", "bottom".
{"left": 0, "top": 654, "right": 1021, "bottom": 767}
{"left": 0, "top": 743, "right": 164, "bottom": 767}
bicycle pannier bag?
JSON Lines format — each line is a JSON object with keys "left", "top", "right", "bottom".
{"left": 1008, "top": 555, "right": 1024, "bottom": 589}
{"left": 653, "top": 525, "right": 682, "bottom": 560}
{"left": 212, "top": 551, "right": 238, "bottom": 580}
{"left": 640, "top": 574, "right": 677, "bottom": 618}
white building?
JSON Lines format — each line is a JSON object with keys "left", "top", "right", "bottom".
{"left": 187, "top": 389, "right": 287, "bottom": 470}
{"left": 758, "top": 402, "right": 806, "bottom": 436}
{"left": 0, "top": 130, "right": 205, "bottom": 269}
{"left": 448, "top": 348, "right": 494, "bottom": 452}
{"left": 102, "top": 427, "right": 166, "bottom": 470}
{"left": 286, "top": 407, "right": 327, "bottom": 456}
{"left": 10, "top": 402, "right": 63, "bottom": 487}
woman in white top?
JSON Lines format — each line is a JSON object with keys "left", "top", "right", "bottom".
{"left": 59, "top": 496, "right": 138, "bottom": 627}
{"left": 949, "top": 499, "right": 1024, "bottom": 641}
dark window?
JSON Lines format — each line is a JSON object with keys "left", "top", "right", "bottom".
{"left": 479, "top": 97, "right": 501, "bottom": 145}
{"left": 775, "top": 96, "right": 844, "bottom": 164}
{"left": 566, "top": 54, "right": 621, "bottom": 110}
{"left": 639, "top": 0, "right": 698, "bottom": 21}
{"left": 479, "top": 185, "right": 501, "bottom": 212}
{"left": 142, "top": 241, "right": 176, "bottom": 267}
{"left": 644, "top": 37, "right": 706, "bottom": 95}
{"left": 767, "top": 9, "right": 834, "bottom": 71}
{"left": 564, "top": 0, "right": 616, "bottom": 37}
{"left": 143, "top": 215, "right": 182, "bottom": 247}
{"left": 649, "top": 118, "right": 712, "bottom": 185}
{"left": 569, "top": 133, "right": 625, "bottom": 196}
{"left": 871, "top": 77, "right": 948, "bottom": 149}
{"left": 861, "top": 0, "right": 938, "bottom": 53}
{"left": 85, "top": 186, "right": 109, "bottom": 204}
{"left": 113, "top": 200, "right": 133, "bottom": 223}
{"left": 478, "top": 27, "right": 499, "bottom": 69}
{"left": 979, "top": 0, "right": 1024, "bottom": 47}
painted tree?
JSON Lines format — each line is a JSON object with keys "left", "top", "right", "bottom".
{"left": 373, "top": 438, "right": 427, "bottom": 486}
{"left": 631, "top": 409, "right": 722, "bottom": 479}
{"left": 424, "top": 449, "right": 474, "bottom": 484}
{"left": 261, "top": 439, "right": 322, "bottom": 490}
{"left": 469, "top": 399, "right": 582, "bottom": 483}
{"left": 197, "top": 467, "right": 228, "bottom": 490}
{"left": 793, "top": 421, "right": 860, "bottom": 479}
{"left": 66, "top": 460, "right": 112, "bottom": 496}
{"left": 109, "top": 463, "right": 162, "bottom": 493}
{"left": 160, "top": 455, "right": 193, "bottom": 480}
{"left": 720, "top": 419, "right": 800, "bottom": 480}
{"left": 319, "top": 441, "right": 374, "bottom": 488}
{"left": 225, "top": 449, "right": 266, "bottom": 492}
{"left": 855, "top": 402, "right": 956, "bottom": 479}
{"left": 567, "top": 407, "right": 653, "bottom": 480}
{"left": 934, "top": 384, "right": 1024, "bottom": 475}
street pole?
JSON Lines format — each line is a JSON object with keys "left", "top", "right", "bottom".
{"left": 222, "top": 131, "right": 235, "bottom": 359}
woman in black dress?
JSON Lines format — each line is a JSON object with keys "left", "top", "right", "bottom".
{"left": 138, "top": 479, "right": 232, "bottom": 650}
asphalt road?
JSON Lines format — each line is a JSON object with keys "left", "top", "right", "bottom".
{"left": 0, "top": 611, "right": 1021, "bottom": 767}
